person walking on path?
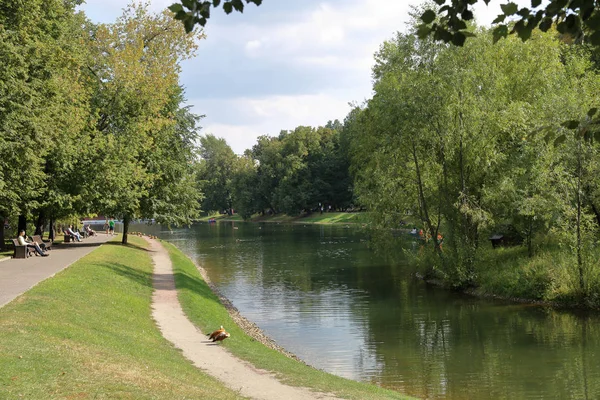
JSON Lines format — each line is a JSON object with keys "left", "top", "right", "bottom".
{"left": 108, "top": 218, "right": 115, "bottom": 235}
{"left": 17, "top": 230, "right": 48, "bottom": 257}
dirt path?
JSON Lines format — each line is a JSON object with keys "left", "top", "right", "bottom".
{"left": 148, "top": 238, "right": 339, "bottom": 400}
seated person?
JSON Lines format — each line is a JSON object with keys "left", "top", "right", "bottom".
{"left": 17, "top": 230, "right": 49, "bottom": 257}
{"left": 84, "top": 224, "right": 96, "bottom": 236}
{"left": 66, "top": 225, "right": 82, "bottom": 242}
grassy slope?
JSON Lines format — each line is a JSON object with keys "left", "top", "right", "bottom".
{"left": 167, "top": 241, "right": 413, "bottom": 400}
{"left": 199, "top": 212, "right": 370, "bottom": 225}
{"left": 0, "top": 236, "right": 242, "bottom": 399}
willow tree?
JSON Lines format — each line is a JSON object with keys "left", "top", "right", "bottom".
{"left": 351, "top": 18, "right": 600, "bottom": 291}
{"left": 85, "top": 2, "right": 204, "bottom": 244}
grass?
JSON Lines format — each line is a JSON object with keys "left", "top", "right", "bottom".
{"left": 203, "top": 211, "right": 372, "bottom": 225}
{"left": 0, "top": 236, "right": 243, "bottom": 399}
{"left": 167, "top": 241, "right": 413, "bottom": 400}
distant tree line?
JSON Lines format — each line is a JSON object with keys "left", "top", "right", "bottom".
{"left": 196, "top": 121, "right": 355, "bottom": 219}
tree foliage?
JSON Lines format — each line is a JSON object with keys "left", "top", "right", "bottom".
{"left": 350, "top": 14, "right": 600, "bottom": 303}
{"left": 0, "top": 1, "right": 205, "bottom": 247}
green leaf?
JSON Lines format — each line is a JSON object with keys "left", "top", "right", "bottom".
{"left": 554, "top": 134, "right": 567, "bottom": 146}
{"left": 416, "top": 24, "right": 432, "bottom": 39}
{"left": 422, "top": 10, "right": 437, "bottom": 24}
{"left": 231, "top": 0, "right": 244, "bottom": 12}
{"left": 168, "top": 4, "right": 184, "bottom": 13}
{"left": 595, "top": 131, "right": 600, "bottom": 143}
{"left": 181, "top": 0, "right": 195, "bottom": 9}
{"left": 184, "top": 16, "right": 195, "bottom": 32}
{"left": 452, "top": 32, "right": 466, "bottom": 46}
{"left": 174, "top": 10, "right": 187, "bottom": 20}
{"left": 492, "top": 14, "right": 506, "bottom": 24}
{"left": 434, "top": 0, "right": 445, "bottom": 5}
{"left": 461, "top": 10, "right": 474, "bottom": 20}
{"left": 213, "top": 0, "right": 221, "bottom": 6}
{"left": 518, "top": 26, "right": 533, "bottom": 41}
{"left": 588, "top": 108, "right": 598, "bottom": 118}
{"left": 539, "top": 17, "right": 553, "bottom": 32}
{"left": 434, "top": 27, "right": 454, "bottom": 42}
{"left": 223, "top": 2, "right": 233, "bottom": 14}
{"left": 500, "top": 2, "right": 519, "bottom": 16}
{"left": 531, "top": 0, "right": 542, "bottom": 7}
{"left": 561, "top": 120, "right": 580, "bottom": 129}
{"left": 493, "top": 25, "right": 509, "bottom": 43}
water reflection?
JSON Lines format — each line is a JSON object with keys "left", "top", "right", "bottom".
{"left": 134, "top": 222, "right": 600, "bottom": 400}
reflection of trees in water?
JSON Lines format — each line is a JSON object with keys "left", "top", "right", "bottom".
{"left": 363, "top": 282, "right": 600, "bottom": 399}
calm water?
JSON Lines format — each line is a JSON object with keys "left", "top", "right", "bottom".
{"left": 137, "top": 222, "right": 600, "bottom": 399}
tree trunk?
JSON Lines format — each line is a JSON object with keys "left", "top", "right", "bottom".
{"left": 577, "top": 139, "right": 585, "bottom": 293}
{"left": 18, "top": 215, "right": 27, "bottom": 236}
{"left": 49, "top": 218, "right": 55, "bottom": 242}
{"left": 0, "top": 214, "right": 5, "bottom": 251}
{"left": 527, "top": 216, "right": 534, "bottom": 258}
{"left": 121, "top": 215, "right": 130, "bottom": 245}
{"left": 411, "top": 140, "right": 442, "bottom": 259}
{"left": 35, "top": 210, "right": 46, "bottom": 237}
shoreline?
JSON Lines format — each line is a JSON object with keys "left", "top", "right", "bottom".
{"left": 192, "top": 256, "right": 309, "bottom": 363}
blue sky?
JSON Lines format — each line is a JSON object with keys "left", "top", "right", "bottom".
{"left": 80, "top": 0, "right": 532, "bottom": 154}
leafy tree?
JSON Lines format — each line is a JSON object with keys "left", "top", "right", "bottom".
{"left": 85, "top": 2, "right": 203, "bottom": 244}
{"left": 197, "top": 134, "right": 237, "bottom": 214}
{"left": 0, "top": 0, "right": 87, "bottom": 246}
{"left": 251, "top": 135, "right": 284, "bottom": 214}
{"left": 230, "top": 153, "right": 258, "bottom": 220}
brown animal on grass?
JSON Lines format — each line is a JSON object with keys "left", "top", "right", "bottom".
{"left": 208, "top": 326, "right": 225, "bottom": 341}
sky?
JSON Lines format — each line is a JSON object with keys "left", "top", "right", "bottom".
{"left": 79, "top": 0, "right": 532, "bottom": 154}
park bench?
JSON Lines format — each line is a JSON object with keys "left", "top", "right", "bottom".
{"left": 32, "top": 235, "right": 51, "bottom": 251}
{"left": 63, "top": 233, "right": 75, "bottom": 243}
{"left": 11, "top": 238, "right": 34, "bottom": 258}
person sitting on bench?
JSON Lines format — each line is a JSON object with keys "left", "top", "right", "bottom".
{"left": 84, "top": 224, "right": 96, "bottom": 236}
{"left": 66, "top": 225, "right": 82, "bottom": 242}
{"left": 17, "top": 230, "right": 49, "bottom": 257}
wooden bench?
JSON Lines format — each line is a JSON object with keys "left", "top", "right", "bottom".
{"left": 63, "top": 234, "right": 73, "bottom": 243}
{"left": 32, "top": 235, "right": 51, "bottom": 251}
{"left": 11, "top": 238, "right": 34, "bottom": 258}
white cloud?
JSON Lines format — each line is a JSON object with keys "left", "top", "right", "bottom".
{"left": 191, "top": 93, "right": 353, "bottom": 154}
{"left": 244, "top": 39, "right": 262, "bottom": 57}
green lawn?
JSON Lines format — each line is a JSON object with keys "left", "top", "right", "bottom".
{"left": 0, "top": 236, "right": 242, "bottom": 399}
{"left": 167, "top": 241, "right": 413, "bottom": 400}
{"left": 204, "top": 211, "right": 372, "bottom": 225}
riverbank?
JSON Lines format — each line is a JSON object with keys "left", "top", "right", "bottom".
{"left": 166, "top": 240, "right": 412, "bottom": 400}
{"left": 199, "top": 211, "right": 370, "bottom": 225}
{"left": 0, "top": 235, "right": 412, "bottom": 399}
{"left": 408, "top": 239, "right": 600, "bottom": 310}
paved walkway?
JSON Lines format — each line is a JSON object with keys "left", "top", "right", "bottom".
{"left": 0, "top": 234, "right": 113, "bottom": 308}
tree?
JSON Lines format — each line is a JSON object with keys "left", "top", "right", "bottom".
{"left": 0, "top": 0, "right": 87, "bottom": 247}
{"left": 85, "top": 2, "right": 203, "bottom": 244}
{"left": 197, "top": 134, "right": 237, "bottom": 214}
{"left": 230, "top": 154, "right": 258, "bottom": 220}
